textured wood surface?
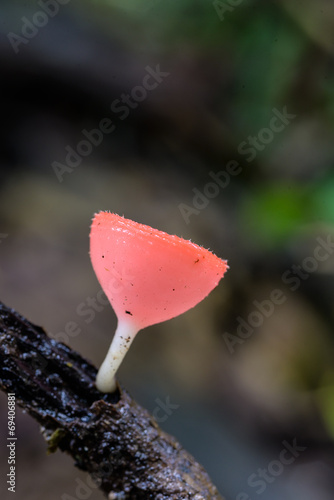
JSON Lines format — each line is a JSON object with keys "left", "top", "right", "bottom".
{"left": 0, "top": 301, "right": 224, "bottom": 499}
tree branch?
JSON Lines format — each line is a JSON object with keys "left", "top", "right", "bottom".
{"left": 0, "top": 301, "right": 224, "bottom": 499}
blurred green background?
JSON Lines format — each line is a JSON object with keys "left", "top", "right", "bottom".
{"left": 1, "top": 0, "right": 334, "bottom": 499}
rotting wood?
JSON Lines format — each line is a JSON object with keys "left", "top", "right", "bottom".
{"left": 0, "top": 301, "right": 224, "bottom": 499}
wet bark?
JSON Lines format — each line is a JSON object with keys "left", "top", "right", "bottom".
{"left": 0, "top": 301, "right": 224, "bottom": 499}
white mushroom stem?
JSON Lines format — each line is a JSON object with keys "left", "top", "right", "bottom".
{"left": 96, "top": 320, "right": 139, "bottom": 393}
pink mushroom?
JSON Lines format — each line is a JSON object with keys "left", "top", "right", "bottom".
{"left": 90, "top": 212, "right": 228, "bottom": 392}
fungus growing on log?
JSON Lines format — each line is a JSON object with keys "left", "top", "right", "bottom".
{"left": 90, "top": 212, "right": 228, "bottom": 392}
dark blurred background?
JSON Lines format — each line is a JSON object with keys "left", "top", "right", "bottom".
{"left": 1, "top": 0, "right": 334, "bottom": 499}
